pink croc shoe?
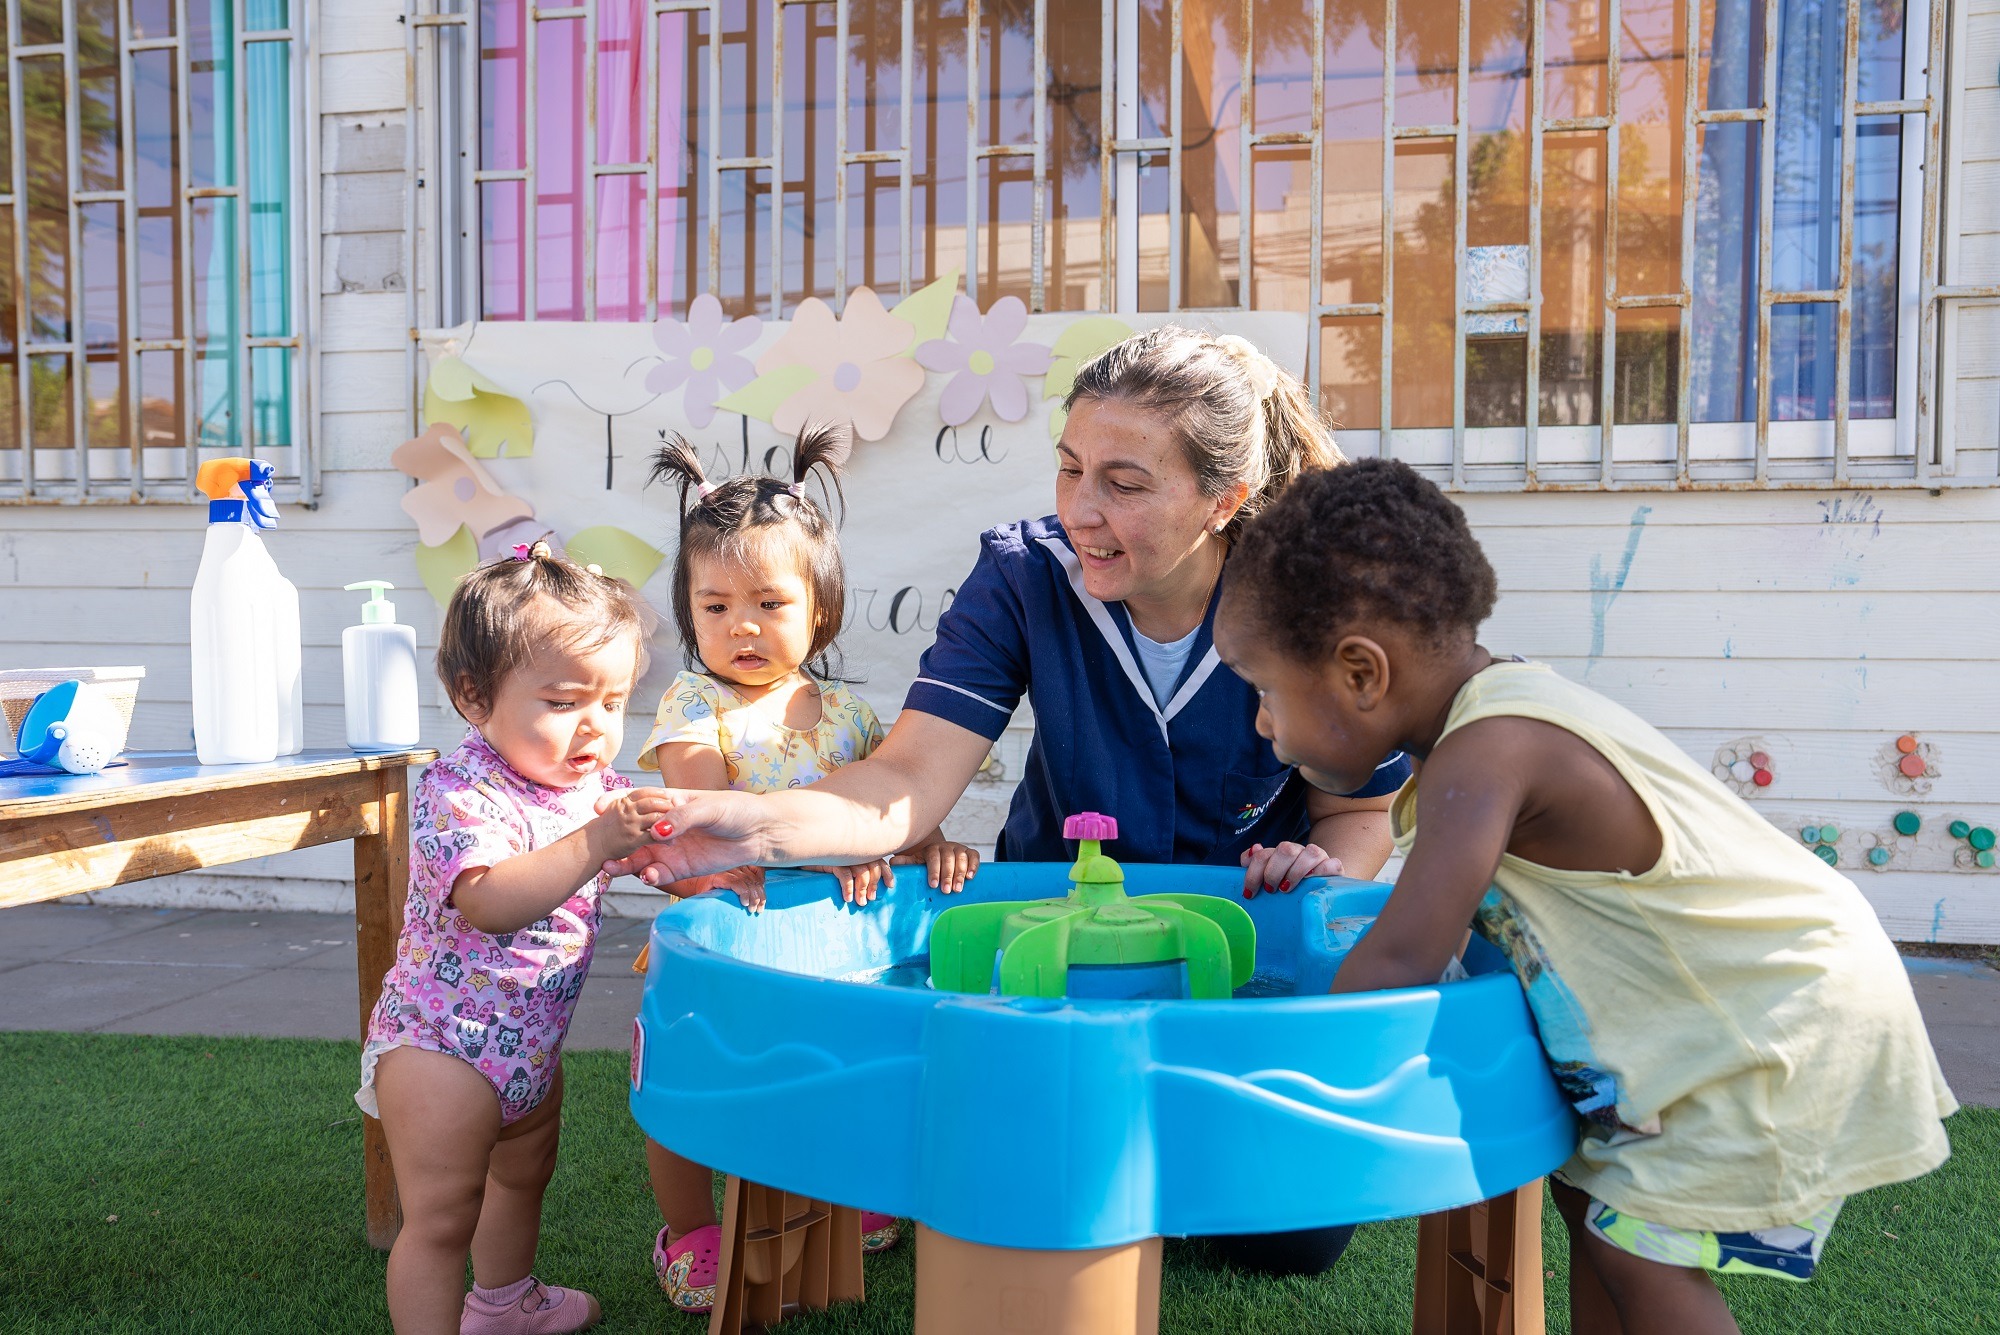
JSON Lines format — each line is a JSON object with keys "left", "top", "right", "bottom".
{"left": 655, "top": 1223, "right": 721, "bottom": 1314}
{"left": 460, "top": 1277, "right": 601, "bottom": 1333}
{"left": 860, "top": 1211, "right": 901, "bottom": 1254}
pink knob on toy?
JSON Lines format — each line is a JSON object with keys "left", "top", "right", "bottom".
{"left": 1063, "top": 812, "right": 1118, "bottom": 841}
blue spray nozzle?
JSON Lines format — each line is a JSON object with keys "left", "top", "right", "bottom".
{"left": 198, "top": 457, "right": 280, "bottom": 528}
{"left": 241, "top": 460, "right": 279, "bottom": 529}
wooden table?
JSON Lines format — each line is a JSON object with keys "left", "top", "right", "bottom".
{"left": 0, "top": 747, "right": 437, "bottom": 1250}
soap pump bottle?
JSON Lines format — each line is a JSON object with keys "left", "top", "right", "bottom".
{"left": 341, "top": 580, "right": 421, "bottom": 752}
{"left": 190, "top": 458, "right": 280, "bottom": 764}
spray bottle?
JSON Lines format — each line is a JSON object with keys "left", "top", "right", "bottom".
{"left": 190, "top": 458, "right": 280, "bottom": 763}
{"left": 341, "top": 581, "right": 421, "bottom": 752}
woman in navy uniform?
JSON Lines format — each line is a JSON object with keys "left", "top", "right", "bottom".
{"left": 614, "top": 326, "right": 1410, "bottom": 1275}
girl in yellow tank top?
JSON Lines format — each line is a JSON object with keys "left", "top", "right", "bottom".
{"left": 1215, "top": 459, "right": 1956, "bottom": 1335}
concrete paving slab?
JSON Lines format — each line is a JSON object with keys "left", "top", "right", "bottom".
{"left": 0, "top": 903, "right": 205, "bottom": 964}
{"left": 62, "top": 909, "right": 350, "bottom": 970}
{"left": 97, "top": 965, "right": 359, "bottom": 1041}
{"left": 1908, "top": 968, "right": 2000, "bottom": 1110}
{"left": 0, "top": 958, "right": 256, "bottom": 1032}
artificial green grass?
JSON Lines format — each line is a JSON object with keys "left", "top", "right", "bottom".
{"left": 1, "top": 1031, "right": 1993, "bottom": 1334}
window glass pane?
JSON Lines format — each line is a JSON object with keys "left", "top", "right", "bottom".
{"left": 717, "top": 169, "right": 770, "bottom": 318}
{"left": 1858, "top": 0, "right": 1905, "bottom": 103}
{"left": 1619, "top": 0, "right": 1685, "bottom": 297}
{"left": 132, "top": 0, "right": 174, "bottom": 39}
{"left": 79, "top": 0, "right": 122, "bottom": 194}
{"left": 247, "top": 40, "right": 292, "bottom": 340}
{"left": 1178, "top": 0, "right": 1244, "bottom": 308}
{"left": 1546, "top": 0, "right": 1609, "bottom": 119}
{"left": 910, "top": 0, "right": 969, "bottom": 298}
{"left": 1852, "top": 114, "right": 1900, "bottom": 419}
{"left": 23, "top": 57, "right": 69, "bottom": 344}
{"left": 1323, "top": 0, "right": 1384, "bottom": 306}
{"left": 657, "top": 10, "right": 702, "bottom": 317}
{"left": 535, "top": 16, "right": 584, "bottom": 318}
{"left": 1466, "top": 333, "right": 1526, "bottom": 427}
{"left": 1467, "top": 0, "right": 1528, "bottom": 250}
{"left": 0, "top": 212, "right": 17, "bottom": 450}
{"left": 1136, "top": 0, "right": 1173, "bottom": 139}
{"left": 481, "top": 0, "right": 526, "bottom": 172}
{"left": 1699, "top": 0, "right": 1764, "bottom": 110}
{"left": 1250, "top": 145, "right": 1309, "bottom": 312}
{"left": 1541, "top": 131, "right": 1605, "bottom": 426}
{"left": 1614, "top": 305, "right": 1680, "bottom": 423}
{"left": 1769, "top": 301, "right": 1835, "bottom": 419}
{"left": 481, "top": 180, "right": 526, "bottom": 320}
{"left": 1321, "top": 314, "right": 1382, "bottom": 431}
{"left": 782, "top": 1, "right": 835, "bottom": 306}
{"left": 1135, "top": 150, "right": 1172, "bottom": 310}
{"left": 192, "top": 196, "right": 239, "bottom": 446}
{"left": 596, "top": 175, "right": 646, "bottom": 321}
{"left": 252, "top": 345, "right": 291, "bottom": 448}
{"left": 1391, "top": 139, "right": 1453, "bottom": 428}
{"left": 21, "top": 0, "right": 64, "bottom": 47}
{"left": 1691, "top": 121, "right": 1759, "bottom": 421}
{"left": 717, "top": 0, "right": 770, "bottom": 163}
{"left": 138, "top": 347, "right": 181, "bottom": 455}
{"left": 31, "top": 354, "right": 70, "bottom": 451}
{"left": 1396, "top": 0, "right": 1455, "bottom": 127}
{"left": 189, "top": 0, "right": 236, "bottom": 191}
{"left": 597, "top": 0, "right": 644, "bottom": 166}
{"left": 1046, "top": 7, "right": 1104, "bottom": 311}
{"left": 1770, "top": 0, "right": 1845, "bottom": 294}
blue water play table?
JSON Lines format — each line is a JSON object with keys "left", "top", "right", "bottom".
{"left": 629, "top": 862, "right": 1576, "bottom": 1253}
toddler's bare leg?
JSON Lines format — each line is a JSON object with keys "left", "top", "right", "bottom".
{"left": 470, "top": 1063, "right": 567, "bottom": 1288}
{"left": 374, "top": 1047, "right": 504, "bottom": 1335}
{"left": 1550, "top": 1178, "right": 1740, "bottom": 1335}
{"left": 646, "top": 1138, "right": 719, "bottom": 1239}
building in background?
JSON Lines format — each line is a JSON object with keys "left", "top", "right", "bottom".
{"left": 3, "top": 0, "right": 1997, "bottom": 939}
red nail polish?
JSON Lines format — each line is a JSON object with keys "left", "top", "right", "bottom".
{"left": 1279, "top": 880, "right": 1290, "bottom": 892}
{"left": 652, "top": 819, "right": 673, "bottom": 839}
{"left": 1243, "top": 887, "right": 1255, "bottom": 899}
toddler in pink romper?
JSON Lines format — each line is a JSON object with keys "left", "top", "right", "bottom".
{"left": 358, "top": 728, "right": 632, "bottom": 1125}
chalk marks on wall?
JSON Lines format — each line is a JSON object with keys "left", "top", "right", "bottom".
{"left": 1587, "top": 505, "right": 1653, "bottom": 665}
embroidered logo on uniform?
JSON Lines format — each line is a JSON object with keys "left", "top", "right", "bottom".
{"left": 1230, "top": 783, "right": 1287, "bottom": 836}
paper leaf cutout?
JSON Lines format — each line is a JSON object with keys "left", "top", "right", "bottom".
{"left": 711, "top": 362, "right": 819, "bottom": 424}
{"left": 566, "top": 526, "right": 667, "bottom": 588}
{"left": 891, "top": 268, "right": 961, "bottom": 351}
{"left": 1043, "top": 316, "right": 1137, "bottom": 440}
{"left": 424, "top": 355, "right": 535, "bottom": 458}
{"left": 391, "top": 422, "right": 534, "bottom": 547}
{"left": 413, "top": 524, "right": 480, "bottom": 606}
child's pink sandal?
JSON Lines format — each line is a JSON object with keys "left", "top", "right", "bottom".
{"left": 460, "top": 1276, "right": 601, "bottom": 1333}
{"left": 860, "top": 1211, "right": 901, "bottom": 1254}
{"left": 655, "top": 1223, "right": 721, "bottom": 1314}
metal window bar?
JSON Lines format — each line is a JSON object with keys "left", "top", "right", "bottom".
{"left": 418, "top": 0, "right": 1982, "bottom": 490}
{"left": 0, "top": 0, "right": 308, "bottom": 503}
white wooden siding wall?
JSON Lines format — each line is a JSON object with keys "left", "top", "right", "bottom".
{"left": 2, "top": 1, "right": 1996, "bottom": 938}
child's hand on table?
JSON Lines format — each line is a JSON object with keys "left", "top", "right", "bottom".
{"left": 894, "top": 840, "right": 981, "bottom": 894}
{"left": 802, "top": 859, "right": 897, "bottom": 906}
{"left": 1239, "top": 841, "right": 1342, "bottom": 898}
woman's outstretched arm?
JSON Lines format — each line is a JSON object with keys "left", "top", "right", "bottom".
{"left": 602, "top": 709, "right": 995, "bottom": 883}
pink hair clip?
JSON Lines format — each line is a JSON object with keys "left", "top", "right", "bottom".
{"left": 786, "top": 481, "right": 805, "bottom": 497}
{"left": 695, "top": 481, "right": 718, "bottom": 500}
{"left": 511, "top": 543, "right": 533, "bottom": 561}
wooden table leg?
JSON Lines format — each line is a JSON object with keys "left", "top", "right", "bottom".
{"left": 354, "top": 769, "right": 409, "bottom": 1251}
{"left": 1412, "top": 1180, "right": 1544, "bottom": 1335}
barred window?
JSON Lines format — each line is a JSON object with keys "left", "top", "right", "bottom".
{"left": 0, "top": 0, "right": 309, "bottom": 504}
{"left": 413, "top": 0, "right": 1991, "bottom": 489}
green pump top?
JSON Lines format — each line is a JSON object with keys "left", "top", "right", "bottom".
{"left": 344, "top": 580, "right": 399, "bottom": 625}
{"left": 928, "top": 811, "right": 1256, "bottom": 1000}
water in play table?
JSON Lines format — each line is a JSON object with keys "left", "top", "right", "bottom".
{"left": 836, "top": 958, "right": 1299, "bottom": 998}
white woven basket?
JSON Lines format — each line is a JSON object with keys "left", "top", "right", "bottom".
{"left": 0, "top": 666, "right": 146, "bottom": 755}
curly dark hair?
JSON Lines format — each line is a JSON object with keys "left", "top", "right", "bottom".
{"left": 1224, "top": 457, "right": 1497, "bottom": 657}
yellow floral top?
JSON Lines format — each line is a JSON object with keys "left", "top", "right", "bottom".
{"left": 636, "top": 670, "right": 885, "bottom": 793}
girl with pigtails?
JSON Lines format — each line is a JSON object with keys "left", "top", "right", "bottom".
{"left": 633, "top": 421, "right": 979, "bottom": 1314}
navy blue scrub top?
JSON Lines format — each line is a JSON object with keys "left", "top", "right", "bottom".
{"left": 902, "top": 517, "right": 1413, "bottom": 865}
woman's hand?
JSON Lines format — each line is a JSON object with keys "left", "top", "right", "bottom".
{"left": 585, "top": 788, "right": 689, "bottom": 865}
{"left": 893, "top": 841, "right": 980, "bottom": 894}
{"left": 596, "top": 788, "right": 772, "bottom": 886}
{"left": 1239, "top": 841, "right": 1342, "bottom": 898}
{"left": 802, "top": 859, "right": 897, "bottom": 907}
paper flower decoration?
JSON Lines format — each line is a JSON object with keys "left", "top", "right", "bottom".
{"left": 424, "top": 355, "right": 535, "bottom": 458}
{"left": 391, "top": 422, "right": 535, "bottom": 547}
{"left": 647, "top": 293, "right": 761, "bottom": 429}
{"left": 752, "top": 288, "right": 925, "bottom": 442}
{"left": 1042, "top": 316, "right": 1137, "bottom": 440}
{"left": 916, "top": 295, "right": 1054, "bottom": 426}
